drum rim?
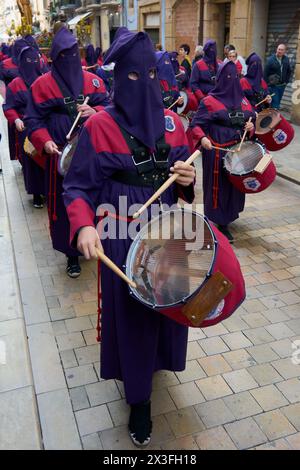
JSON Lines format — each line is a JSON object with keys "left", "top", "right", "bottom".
{"left": 177, "top": 90, "right": 188, "bottom": 113}
{"left": 255, "top": 107, "right": 281, "bottom": 134}
{"left": 57, "top": 136, "right": 78, "bottom": 176}
{"left": 125, "top": 209, "right": 218, "bottom": 309}
{"left": 223, "top": 140, "right": 266, "bottom": 176}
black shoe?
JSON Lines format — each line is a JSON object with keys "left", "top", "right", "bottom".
{"left": 128, "top": 401, "right": 152, "bottom": 447}
{"left": 33, "top": 194, "right": 43, "bottom": 208}
{"left": 66, "top": 256, "right": 81, "bottom": 278}
{"left": 218, "top": 225, "right": 234, "bottom": 244}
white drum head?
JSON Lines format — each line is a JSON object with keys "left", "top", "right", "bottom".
{"left": 177, "top": 91, "right": 188, "bottom": 114}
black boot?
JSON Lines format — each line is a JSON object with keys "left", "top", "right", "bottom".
{"left": 128, "top": 400, "right": 152, "bottom": 447}
{"left": 33, "top": 194, "right": 43, "bottom": 208}
{"left": 66, "top": 256, "right": 81, "bottom": 278}
{"left": 218, "top": 225, "right": 234, "bottom": 243}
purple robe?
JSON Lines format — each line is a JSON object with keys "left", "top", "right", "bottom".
{"left": 63, "top": 109, "right": 194, "bottom": 404}
{"left": 24, "top": 71, "right": 110, "bottom": 256}
{"left": 191, "top": 95, "right": 256, "bottom": 225}
{"left": 3, "top": 76, "right": 44, "bottom": 195}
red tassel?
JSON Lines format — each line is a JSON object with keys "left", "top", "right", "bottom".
{"left": 52, "top": 154, "right": 58, "bottom": 222}
{"left": 209, "top": 138, "right": 238, "bottom": 210}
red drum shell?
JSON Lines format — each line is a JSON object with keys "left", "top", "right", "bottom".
{"left": 255, "top": 113, "right": 294, "bottom": 151}
{"left": 184, "top": 89, "right": 198, "bottom": 114}
{"left": 227, "top": 159, "right": 276, "bottom": 194}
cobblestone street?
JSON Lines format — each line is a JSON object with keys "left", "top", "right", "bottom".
{"left": 1, "top": 112, "right": 300, "bottom": 450}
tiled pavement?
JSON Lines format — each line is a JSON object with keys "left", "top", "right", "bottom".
{"left": 1, "top": 113, "right": 300, "bottom": 450}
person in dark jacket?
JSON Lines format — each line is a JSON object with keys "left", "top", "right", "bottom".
{"left": 264, "top": 44, "right": 292, "bottom": 109}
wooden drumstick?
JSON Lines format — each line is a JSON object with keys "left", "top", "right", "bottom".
{"left": 95, "top": 248, "right": 137, "bottom": 289}
{"left": 210, "top": 145, "right": 236, "bottom": 153}
{"left": 66, "top": 96, "right": 90, "bottom": 141}
{"left": 238, "top": 117, "right": 252, "bottom": 152}
{"left": 132, "top": 149, "right": 201, "bottom": 219}
{"left": 255, "top": 93, "right": 275, "bottom": 108}
{"left": 167, "top": 97, "right": 180, "bottom": 110}
{"left": 83, "top": 64, "right": 99, "bottom": 70}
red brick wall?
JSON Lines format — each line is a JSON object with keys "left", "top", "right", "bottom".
{"left": 175, "top": 0, "right": 199, "bottom": 56}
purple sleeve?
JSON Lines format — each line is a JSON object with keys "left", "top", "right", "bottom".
{"left": 190, "top": 63, "right": 201, "bottom": 93}
{"left": 3, "top": 86, "right": 20, "bottom": 125}
{"left": 190, "top": 101, "right": 212, "bottom": 147}
{"left": 63, "top": 125, "right": 104, "bottom": 244}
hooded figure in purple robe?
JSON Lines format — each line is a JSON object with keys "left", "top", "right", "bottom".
{"left": 190, "top": 60, "right": 256, "bottom": 238}
{"left": 155, "top": 51, "right": 180, "bottom": 110}
{"left": 63, "top": 27, "right": 194, "bottom": 446}
{"left": 168, "top": 51, "right": 179, "bottom": 75}
{"left": 240, "top": 53, "right": 270, "bottom": 110}
{"left": 190, "top": 39, "right": 220, "bottom": 102}
{"left": 245, "top": 52, "right": 263, "bottom": 92}
{"left": 51, "top": 27, "right": 83, "bottom": 99}
{"left": 3, "top": 47, "right": 45, "bottom": 200}
{"left": 203, "top": 39, "right": 218, "bottom": 74}
{"left": 24, "top": 26, "right": 110, "bottom": 277}
{"left": 18, "top": 45, "right": 42, "bottom": 86}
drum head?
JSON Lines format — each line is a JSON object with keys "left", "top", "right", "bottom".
{"left": 179, "top": 114, "right": 189, "bottom": 132}
{"left": 255, "top": 108, "right": 281, "bottom": 135}
{"left": 57, "top": 134, "right": 79, "bottom": 176}
{"left": 224, "top": 141, "right": 265, "bottom": 176}
{"left": 126, "top": 210, "right": 216, "bottom": 308}
{"left": 177, "top": 91, "right": 188, "bottom": 114}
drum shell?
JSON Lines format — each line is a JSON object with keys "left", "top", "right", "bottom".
{"left": 227, "top": 159, "right": 276, "bottom": 194}
{"left": 151, "top": 226, "right": 245, "bottom": 328}
{"left": 256, "top": 113, "right": 294, "bottom": 151}
{"left": 179, "top": 114, "right": 189, "bottom": 132}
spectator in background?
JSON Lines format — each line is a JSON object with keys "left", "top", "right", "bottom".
{"left": 264, "top": 43, "right": 292, "bottom": 109}
{"left": 227, "top": 49, "right": 243, "bottom": 77}
{"left": 155, "top": 43, "right": 163, "bottom": 51}
{"left": 224, "top": 44, "right": 247, "bottom": 75}
{"left": 193, "top": 45, "right": 204, "bottom": 66}
{"left": 178, "top": 43, "right": 192, "bottom": 78}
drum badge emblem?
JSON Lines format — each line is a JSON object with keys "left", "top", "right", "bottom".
{"left": 273, "top": 128, "right": 287, "bottom": 144}
{"left": 165, "top": 115, "right": 176, "bottom": 132}
{"left": 243, "top": 177, "right": 261, "bottom": 191}
{"left": 92, "top": 79, "right": 100, "bottom": 88}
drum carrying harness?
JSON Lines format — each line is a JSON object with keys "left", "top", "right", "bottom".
{"left": 111, "top": 126, "right": 171, "bottom": 192}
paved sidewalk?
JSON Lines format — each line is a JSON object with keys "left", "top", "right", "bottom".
{"left": 1, "top": 109, "right": 300, "bottom": 449}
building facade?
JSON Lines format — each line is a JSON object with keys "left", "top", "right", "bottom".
{"left": 123, "top": 0, "right": 300, "bottom": 121}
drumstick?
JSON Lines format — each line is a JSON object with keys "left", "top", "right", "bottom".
{"left": 83, "top": 64, "right": 99, "bottom": 70}
{"left": 255, "top": 93, "right": 275, "bottom": 108}
{"left": 132, "top": 149, "right": 201, "bottom": 219}
{"left": 210, "top": 145, "right": 235, "bottom": 153}
{"left": 95, "top": 248, "right": 137, "bottom": 288}
{"left": 167, "top": 97, "right": 180, "bottom": 110}
{"left": 238, "top": 117, "right": 252, "bottom": 152}
{"left": 66, "top": 96, "right": 90, "bottom": 141}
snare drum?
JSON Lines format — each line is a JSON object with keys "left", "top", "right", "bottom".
{"left": 125, "top": 209, "right": 245, "bottom": 328}
{"left": 223, "top": 141, "right": 276, "bottom": 193}
{"left": 177, "top": 89, "right": 198, "bottom": 116}
{"left": 57, "top": 134, "right": 79, "bottom": 176}
{"left": 255, "top": 108, "right": 294, "bottom": 151}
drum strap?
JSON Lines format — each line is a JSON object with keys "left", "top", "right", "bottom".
{"left": 111, "top": 126, "right": 171, "bottom": 191}
{"left": 160, "top": 83, "right": 174, "bottom": 108}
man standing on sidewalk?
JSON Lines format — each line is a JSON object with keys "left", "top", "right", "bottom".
{"left": 264, "top": 44, "right": 292, "bottom": 109}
